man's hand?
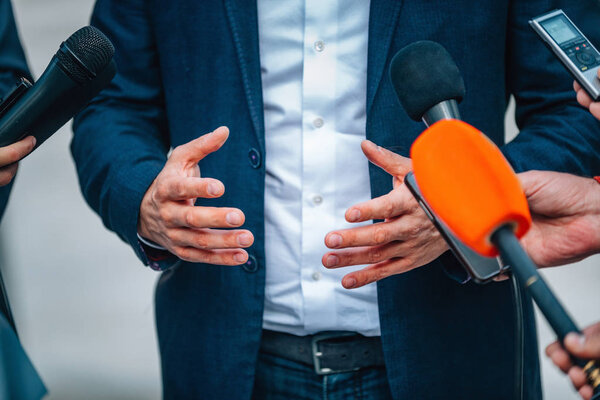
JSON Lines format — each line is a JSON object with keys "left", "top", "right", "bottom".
{"left": 138, "top": 126, "right": 254, "bottom": 265}
{"left": 546, "top": 322, "right": 600, "bottom": 400}
{"left": 322, "top": 140, "right": 447, "bottom": 289}
{"left": 574, "top": 72, "right": 600, "bottom": 120}
{"left": 0, "top": 136, "right": 35, "bottom": 186}
{"left": 518, "top": 171, "right": 600, "bottom": 268}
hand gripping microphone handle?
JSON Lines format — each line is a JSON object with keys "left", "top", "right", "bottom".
{"left": 492, "top": 225, "right": 600, "bottom": 395}
{"left": 411, "top": 119, "right": 600, "bottom": 395}
{"left": 0, "top": 26, "right": 116, "bottom": 150}
{"left": 0, "top": 58, "right": 116, "bottom": 149}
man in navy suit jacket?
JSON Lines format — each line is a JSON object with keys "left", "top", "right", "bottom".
{"left": 73, "top": 0, "right": 600, "bottom": 399}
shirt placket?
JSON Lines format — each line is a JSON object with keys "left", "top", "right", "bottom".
{"left": 300, "top": 0, "right": 339, "bottom": 331}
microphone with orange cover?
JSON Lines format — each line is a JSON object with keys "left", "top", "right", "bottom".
{"left": 411, "top": 119, "right": 600, "bottom": 395}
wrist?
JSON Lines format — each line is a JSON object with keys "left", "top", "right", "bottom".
{"left": 137, "top": 233, "right": 168, "bottom": 251}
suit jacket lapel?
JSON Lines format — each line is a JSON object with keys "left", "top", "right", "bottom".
{"left": 224, "top": 0, "right": 265, "bottom": 152}
{"left": 367, "top": 0, "right": 404, "bottom": 115}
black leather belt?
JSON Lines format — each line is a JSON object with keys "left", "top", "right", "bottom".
{"left": 260, "top": 330, "right": 386, "bottom": 375}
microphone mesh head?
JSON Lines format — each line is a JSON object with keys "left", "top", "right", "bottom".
{"left": 390, "top": 41, "right": 465, "bottom": 121}
{"left": 56, "top": 26, "right": 115, "bottom": 83}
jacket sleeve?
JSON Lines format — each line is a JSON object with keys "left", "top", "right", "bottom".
{"left": 0, "top": 0, "right": 31, "bottom": 222}
{"left": 501, "top": 0, "right": 600, "bottom": 175}
{"left": 71, "top": 0, "right": 170, "bottom": 265}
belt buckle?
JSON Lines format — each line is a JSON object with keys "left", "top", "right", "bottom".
{"left": 311, "top": 331, "right": 360, "bottom": 376}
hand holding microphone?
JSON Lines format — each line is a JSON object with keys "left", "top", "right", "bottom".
{"left": 547, "top": 323, "right": 600, "bottom": 400}
{"left": 0, "top": 136, "right": 35, "bottom": 187}
{"left": 411, "top": 118, "right": 600, "bottom": 398}
{"left": 518, "top": 170, "right": 600, "bottom": 267}
{"left": 0, "top": 26, "right": 116, "bottom": 151}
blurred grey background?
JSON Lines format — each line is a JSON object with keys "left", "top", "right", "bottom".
{"left": 0, "top": 0, "right": 598, "bottom": 399}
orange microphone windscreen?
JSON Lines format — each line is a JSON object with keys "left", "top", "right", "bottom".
{"left": 410, "top": 119, "right": 531, "bottom": 257}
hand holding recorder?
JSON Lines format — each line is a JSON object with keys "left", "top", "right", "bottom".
{"left": 575, "top": 74, "right": 600, "bottom": 120}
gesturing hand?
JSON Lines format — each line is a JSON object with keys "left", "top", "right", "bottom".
{"left": 518, "top": 170, "right": 600, "bottom": 268}
{"left": 138, "top": 126, "right": 254, "bottom": 265}
{"left": 322, "top": 140, "right": 448, "bottom": 289}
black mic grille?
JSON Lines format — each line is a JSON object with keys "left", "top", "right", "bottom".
{"left": 390, "top": 41, "right": 465, "bottom": 121}
{"left": 56, "top": 26, "right": 115, "bottom": 84}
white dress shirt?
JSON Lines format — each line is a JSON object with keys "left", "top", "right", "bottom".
{"left": 258, "top": 0, "right": 380, "bottom": 336}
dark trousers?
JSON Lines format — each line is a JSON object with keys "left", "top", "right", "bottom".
{"left": 252, "top": 350, "right": 393, "bottom": 400}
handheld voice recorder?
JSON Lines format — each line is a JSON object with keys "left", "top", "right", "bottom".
{"left": 530, "top": 9, "right": 600, "bottom": 101}
{"left": 404, "top": 172, "right": 509, "bottom": 284}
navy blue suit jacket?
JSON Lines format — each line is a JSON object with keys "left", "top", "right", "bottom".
{"left": 73, "top": 1, "right": 600, "bottom": 399}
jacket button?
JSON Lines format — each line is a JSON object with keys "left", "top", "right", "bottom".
{"left": 242, "top": 255, "right": 259, "bottom": 273}
{"left": 248, "top": 148, "right": 261, "bottom": 169}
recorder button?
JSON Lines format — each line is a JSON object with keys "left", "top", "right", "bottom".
{"left": 577, "top": 52, "right": 594, "bottom": 65}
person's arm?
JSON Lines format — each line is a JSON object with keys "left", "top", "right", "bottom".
{"left": 72, "top": 0, "right": 252, "bottom": 268}
{"left": 0, "top": 0, "right": 34, "bottom": 218}
{"left": 546, "top": 322, "right": 600, "bottom": 400}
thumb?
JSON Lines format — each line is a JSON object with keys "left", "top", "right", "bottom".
{"left": 361, "top": 140, "right": 412, "bottom": 178}
{"left": 517, "top": 170, "right": 541, "bottom": 199}
{"left": 564, "top": 331, "right": 600, "bottom": 360}
{"left": 169, "top": 126, "right": 229, "bottom": 165}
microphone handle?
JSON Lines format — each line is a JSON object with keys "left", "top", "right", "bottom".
{"left": 491, "top": 225, "right": 600, "bottom": 394}
{"left": 0, "top": 58, "right": 116, "bottom": 150}
{"left": 421, "top": 99, "right": 461, "bottom": 127}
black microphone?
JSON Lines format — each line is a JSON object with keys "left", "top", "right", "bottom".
{"left": 0, "top": 26, "right": 116, "bottom": 150}
{"left": 389, "top": 40, "right": 465, "bottom": 126}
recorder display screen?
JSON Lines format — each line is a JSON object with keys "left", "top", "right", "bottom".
{"left": 541, "top": 15, "right": 580, "bottom": 44}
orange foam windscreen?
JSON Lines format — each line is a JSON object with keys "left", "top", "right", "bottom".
{"left": 411, "top": 119, "right": 531, "bottom": 257}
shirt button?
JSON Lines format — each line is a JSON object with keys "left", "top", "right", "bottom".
{"left": 243, "top": 254, "right": 259, "bottom": 273}
{"left": 314, "top": 40, "right": 325, "bottom": 52}
{"left": 248, "top": 148, "right": 261, "bottom": 169}
{"left": 312, "top": 195, "right": 323, "bottom": 205}
{"left": 313, "top": 118, "right": 324, "bottom": 128}
{"left": 312, "top": 271, "right": 321, "bottom": 281}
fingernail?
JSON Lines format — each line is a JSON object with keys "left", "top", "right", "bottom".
{"left": 327, "top": 234, "right": 342, "bottom": 248}
{"left": 324, "top": 255, "right": 339, "bottom": 267}
{"left": 234, "top": 252, "right": 247, "bottom": 263}
{"left": 226, "top": 212, "right": 242, "bottom": 225}
{"left": 347, "top": 209, "right": 361, "bottom": 222}
{"left": 30, "top": 136, "right": 36, "bottom": 147}
{"left": 207, "top": 182, "right": 221, "bottom": 196}
{"left": 343, "top": 277, "right": 357, "bottom": 289}
{"left": 237, "top": 233, "right": 253, "bottom": 246}
{"left": 565, "top": 333, "right": 585, "bottom": 349}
